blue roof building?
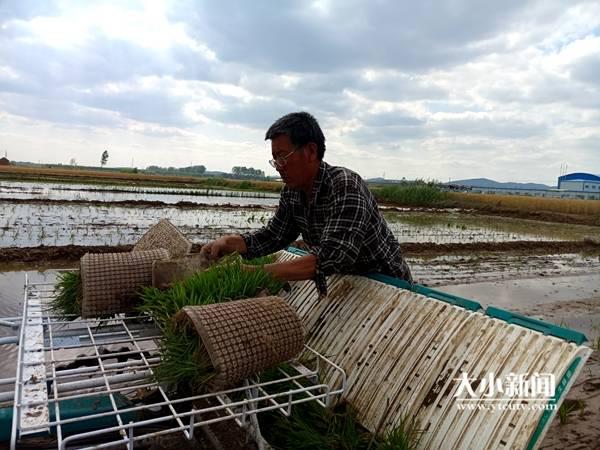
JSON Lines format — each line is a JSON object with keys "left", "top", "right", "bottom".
{"left": 557, "top": 172, "right": 600, "bottom": 193}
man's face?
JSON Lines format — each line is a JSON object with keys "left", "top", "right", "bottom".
{"left": 271, "top": 134, "right": 315, "bottom": 189}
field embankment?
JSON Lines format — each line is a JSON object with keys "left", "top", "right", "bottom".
{"left": 373, "top": 185, "right": 600, "bottom": 226}
{"left": 0, "top": 165, "right": 282, "bottom": 192}
{"left": 2, "top": 240, "right": 599, "bottom": 268}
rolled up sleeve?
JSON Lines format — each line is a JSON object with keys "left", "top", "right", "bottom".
{"left": 241, "top": 195, "right": 300, "bottom": 260}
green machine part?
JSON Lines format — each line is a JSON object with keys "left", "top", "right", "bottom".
{"left": 0, "top": 393, "right": 137, "bottom": 442}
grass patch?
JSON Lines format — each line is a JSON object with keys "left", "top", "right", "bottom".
{"left": 447, "top": 192, "right": 600, "bottom": 217}
{"left": 377, "top": 416, "right": 423, "bottom": 450}
{"left": 261, "top": 401, "right": 372, "bottom": 450}
{"left": 50, "top": 271, "right": 82, "bottom": 319}
{"left": 260, "top": 401, "right": 421, "bottom": 450}
{"left": 372, "top": 184, "right": 448, "bottom": 206}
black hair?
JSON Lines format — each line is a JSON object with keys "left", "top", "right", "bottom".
{"left": 265, "top": 111, "right": 326, "bottom": 160}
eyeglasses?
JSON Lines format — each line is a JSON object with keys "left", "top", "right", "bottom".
{"left": 269, "top": 146, "right": 303, "bottom": 168}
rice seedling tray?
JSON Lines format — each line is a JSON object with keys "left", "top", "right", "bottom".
{"left": 0, "top": 274, "right": 346, "bottom": 449}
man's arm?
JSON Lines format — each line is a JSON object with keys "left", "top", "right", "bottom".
{"left": 202, "top": 193, "right": 299, "bottom": 262}
{"left": 245, "top": 176, "right": 370, "bottom": 291}
{"left": 201, "top": 234, "right": 247, "bottom": 262}
{"left": 261, "top": 254, "right": 317, "bottom": 281}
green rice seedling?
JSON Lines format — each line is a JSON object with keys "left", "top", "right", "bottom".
{"left": 153, "top": 321, "right": 215, "bottom": 392}
{"left": 558, "top": 399, "right": 581, "bottom": 425}
{"left": 258, "top": 378, "right": 422, "bottom": 450}
{"left": 261, "top": 401, "right": 372, "bottom": 450}
{"left": 50, "top": 270, "right": 82, "bottom": 319}
{"left": 144, "top": 254, "right": 284, "bottom": 390}
{"left": 590, "top": 321, "right": 600, "bottom": 351}
{"left": 376, "top": 416, "right": 423, "bottom": 450}
{"left": 139, "top": 254, "right": 284, "bottom": 330}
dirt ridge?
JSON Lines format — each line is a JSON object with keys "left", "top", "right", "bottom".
{"left": 1, "top": 240, "right": 598, "bottom": 266}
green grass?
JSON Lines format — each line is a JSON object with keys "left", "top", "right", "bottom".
{"left": 372, "top": 184, "right": 448, "bottom": 206}
{"left": 261, "top": 401, "right": 372, "bottom": 450}
{"left": 558, "top": 399, "right": 585, "bottom": 425}
{"left": 260, "top": 400, "right": 422, "bottom": 450}
{"left": 376, "top": 416, "right": 423, "bottom": 450}
{"left": 50, "top": 271, "right": 82, "bottom": 319}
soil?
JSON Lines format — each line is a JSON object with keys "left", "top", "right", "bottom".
{"left": 0, "top": 197, "right": 272, "bottom": 210}
{"left": 1, "top": 240, "right": 598, "bottom": 271}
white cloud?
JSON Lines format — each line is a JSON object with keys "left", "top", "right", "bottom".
{"left": 0, "top": 0, "right": 598, "bottom": 184}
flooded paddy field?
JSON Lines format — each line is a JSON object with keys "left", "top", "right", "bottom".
{"left": 0, "top": 180, "right": 279, "bottom": 206}
{"left": 2, "top": 199, "right": 598, "bottom": 248}
{"left": 384, "top": 210, "right": 598, "bottom": 243}
{"left": 0, "top": 201, "right": 273, "bottom": 247}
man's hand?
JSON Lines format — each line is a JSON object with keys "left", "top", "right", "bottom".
{"left": 200, "top": 235, "right": 247, "bottom": 263}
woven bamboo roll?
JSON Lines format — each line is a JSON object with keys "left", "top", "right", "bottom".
{"left": 175, "top": 296, "right": 305, "bottom": 389}
{"left": 133, "top": 219, "right": 192, "bottom": 258}
{"left": 80, "top": 249, "right": 169, "bottom": 317}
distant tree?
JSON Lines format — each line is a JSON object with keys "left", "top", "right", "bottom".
{"left": 232, "top": 166, "right": 265, "bottom": 178}
{"left": 69, "top": 158, "right": 77, "bottom": 166}
{"left": 145, "top": 164, "right": 207, "bottom": 176}
{"left": 101, "top": 150, "right": 109, "bottom": 167}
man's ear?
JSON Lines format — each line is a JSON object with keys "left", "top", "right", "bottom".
{"left": 306, "top": 142, "right": 318, "bottom": 161}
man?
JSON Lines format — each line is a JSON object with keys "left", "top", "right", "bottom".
{"left": 201, "top": 112, "right": 412, "bottom": 294}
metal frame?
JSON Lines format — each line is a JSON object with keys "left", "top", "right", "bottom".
{"left": 1, "top": 276, "right": 346, "bottom": 449}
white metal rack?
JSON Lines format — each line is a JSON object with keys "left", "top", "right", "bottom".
{"left": 0, "top": 275, "right": 346, "bottom": 449}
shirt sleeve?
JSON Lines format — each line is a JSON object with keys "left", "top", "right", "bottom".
{"left": 311, "top": 175, "right": 369, "bottom": 291}
{"left": 241, "top": 194, "right": 300, "bottom": 260}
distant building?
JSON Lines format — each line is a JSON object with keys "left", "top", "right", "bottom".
{"left": 0, "top": 156, "right": 9, "bottom": 166}
{"left": 558, "top": 173, "right": 600, "bottom": 192}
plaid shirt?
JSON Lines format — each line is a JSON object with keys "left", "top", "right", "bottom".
{"left": 242, "top": 161, "right": 412, "bottom": 294}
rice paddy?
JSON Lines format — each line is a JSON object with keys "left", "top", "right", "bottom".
{"left": 2, "top": 195, "right": 597, "bottom": 248}
{"left": 0, "top": 180, "right": 279, "bottom": 205}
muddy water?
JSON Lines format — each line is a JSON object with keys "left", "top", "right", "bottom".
{"left": 438, "top": 273, "right": 600, "bottom": 340}
{"left": 439, "top": 273, "right": 600, "bottom": 308}
{"left": 413, "top": 253, "right": 600, "bottom": 286}
{"left": 0, "top": 180, "right": 280, "bottom": 206}
{"left": 384, "top": 211, "right": 598, "bottom": 243}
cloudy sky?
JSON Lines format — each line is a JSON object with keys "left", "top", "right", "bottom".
{"left": 1, "top": 0, "right": 599, "bottom": 184}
